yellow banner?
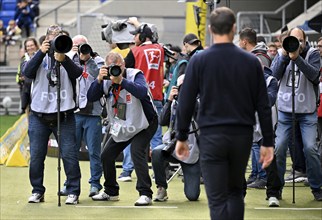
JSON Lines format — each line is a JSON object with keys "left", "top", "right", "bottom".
{"left": 185, "top": 0, "right": 208, "bottom": 47}
{"left": 0, "top": 114, "right": 28, "bottom": 164}
{"left": 6, "top": 130, "right": 30, "bottom": 167}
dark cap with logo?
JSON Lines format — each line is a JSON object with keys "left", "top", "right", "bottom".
{"left": 130, "top": 24, "right": 153, "bottom": 39}
{"left": 183, "top": 33, "right": 200, "bottom": 45}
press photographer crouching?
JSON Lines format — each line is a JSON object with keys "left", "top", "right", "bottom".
{"left": 87, "top": 52, "right": 158, "bottom": 206}
{"left": 22, "top": 25, "right": 82, "bottom": 205}
{"left": 152, "top": 74, "right": 201, "bottom": 202}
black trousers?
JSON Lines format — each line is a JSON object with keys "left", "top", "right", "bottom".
{"left": 101, "top": 117, "right": 158, "bottom": 198}
{"left": 265, "top": 155, "right": 283, "bottom": 199}
{"left": 199, "top": 126, "right": 253, "bottom": 220}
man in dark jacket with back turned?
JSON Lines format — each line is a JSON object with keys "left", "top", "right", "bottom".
{"left": 175, "top": 7, "right": 274, "bottom": 220}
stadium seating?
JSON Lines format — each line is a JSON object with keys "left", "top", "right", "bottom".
{"left": 1, "top": 0, "right": 17, "bottom": 11}
{"left": 0, "top": 10, "right": 15, "bottom": 28}
{"left": 0, "top": 0, "right": 16, "bottom": 28}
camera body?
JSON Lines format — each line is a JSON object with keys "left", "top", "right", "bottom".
{"left": 102, "top": 65, "right": 122, "bottom": 80}
{"left": 162, "top": 138, "right": 177, "bottom": 157}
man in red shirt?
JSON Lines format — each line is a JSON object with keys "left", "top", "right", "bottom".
{"left": 125, "top": 24, "right": 164, "bottom": 153}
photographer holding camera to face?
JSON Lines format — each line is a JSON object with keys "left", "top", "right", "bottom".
{"left": 87, "top": 52, "right": 158, "bottom": 206}
{"left": 22, "top": 24, "right": 83, "bottom": 205}
{"left": 152, "top": 74, "right": 201, "bottom": 202}
{"left": 59, "top": 35, "right": 104, "bottom": 198}
{"left": 271, "top": 27, "right": 322, "bottom": 201}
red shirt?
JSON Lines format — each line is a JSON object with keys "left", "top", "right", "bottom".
{"left": 131, "top": 43, "right": 164, "bottom": 101}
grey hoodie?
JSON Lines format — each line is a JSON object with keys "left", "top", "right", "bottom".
{"left": 251, "top": 42, "right": 271, "bottom": 67}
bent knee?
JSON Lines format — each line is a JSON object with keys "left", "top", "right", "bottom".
{"left": 185, "top": 193, "right": 200, "bottom": 201}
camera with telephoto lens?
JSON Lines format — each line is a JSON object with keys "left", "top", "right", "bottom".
{"left": 282, "top": 36, "right": 300, "bottom": 53}
{"left": 103, "top": 64, "right": 122, "bottom": 80}
{"left": 48, "top": 35, "right": 73, "bottom": 55}
{"left": 78, "top": 43, "right": 92, "bottom": 55}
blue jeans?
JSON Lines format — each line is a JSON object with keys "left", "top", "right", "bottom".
{"left": 150, "top": 100, "right": 163, "bottom": 150}
{"left": 122, "top": 144, "right": 134, "bottom": 174}
{"left": 250, "top": 142, "right": 267, "bottom": 180}
{"left": 28, "top": 112, "right": 81, "bottom": 195}
{"left": 275, "top": 111, "right": 322, "bottom": 190}
{"left": 152, "top": 144, "right": 201, "bottom": 201}
{"left": 75, "top": 114, "right": 102, "bottom": 190}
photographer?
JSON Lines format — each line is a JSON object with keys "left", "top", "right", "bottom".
{"left": 125, "top": 22, "right": 164, "bottom": 152}
{"left": 271, "top": 27, "right": 322, "bottom": 201}
{"left": 60, "top": 35, "right": 103, "bottom": 198}
{"left": 87, "top": 52, "right": 158, "bottom": 206}
{"left": 152, "top": 74, "right": 201, "bottom": 202}
{"left": 22, "top": 25, "right": 82, "bottom": 205}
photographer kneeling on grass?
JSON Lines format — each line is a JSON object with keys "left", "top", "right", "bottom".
{"left": 152, "top": 74, "right": 201, "bottom": 202}
{"left": 87, "top": 52, "right": 158, "bottom": 206}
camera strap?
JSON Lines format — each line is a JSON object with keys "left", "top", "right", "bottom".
{"left": 190, "top": 119, "right": 199, "bottom": 140}
{"left": 112, "top": 83, "right": 122, "bottom": 116}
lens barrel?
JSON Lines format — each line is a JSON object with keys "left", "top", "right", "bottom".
{"left": 282, "top": 36, "right": 300, "bottom": 53}
{"left": 51, "top": 35, "right": 73, "bottom": 53}
{"left": 79, "top": 43, "right": 92, "bottom": 55}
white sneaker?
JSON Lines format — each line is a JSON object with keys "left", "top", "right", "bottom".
{"left": 268, "top": 197, "right": 280, "bottom": 207}
{"left": 154, "top": 187, "right": 168, "bottom": 202}
{"left": 28, "top": 193, "right": 44, "bottom": 203}
{"left": 65, "top": 194, "right": 79, "bottom": 205}
{"left": 92, "top": 192, "right": 119, "bottom": 201}
{"left": 134, "top": 195, "right": 152, "bottom": 206}
{"left": 118, "top": 172, "right": 132, "bottom": 182}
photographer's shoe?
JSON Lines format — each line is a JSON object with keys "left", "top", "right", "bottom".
{"left": 118, "top": 172, "right": 132, "bottom": 182}
{"left": 312, "top": 189, "right": 322, "bottom": 201}
{"left": 247, "top": 179, "right": 266, "bottom": 189}
{"left": 154, "top": 187, "right": 168, "bottom": 202}
{"left": 268, "top": 197, "right": 280, "bottom": 207}
{"left": 285, "top": 170, "right": 307, "bottom": 183}
{"left": 60, "top": 186, "right": 68, "bottom": 196}
{"left": 246, "top": 175, "right": 257, "bottom": 185}
{"left": 89, "top": 186, "right": 99, "bottom": 197}
{"left": 92, "top": 192, "right": 119, "bottom": 201}
{"left": 134, "top": 195, "right": 152, "bottom": 206}
{"left": 65, "top": 194, "right": 79, "bottom": 205}
{"left": 28, "top": 193, "right": 44, "bottom": 203}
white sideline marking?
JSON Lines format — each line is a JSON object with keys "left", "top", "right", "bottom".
{"left": 255, "top": 207, "right": 322, "bottom": 210}
{"left": 76, "top": 205, "right": 178, "bottom": 209}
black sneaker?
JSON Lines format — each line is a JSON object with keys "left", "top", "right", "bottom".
{"left": 312, "top": 190, "right": 322, "bottom": 201}
{"left": 246, "top": 175, "right": 257, "bottom": 185}
{"left": 247, "top": 179, "right": 266, "bottom": 189}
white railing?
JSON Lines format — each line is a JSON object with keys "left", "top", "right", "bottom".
{"left": 236, "top": 0, "right": 308, "bottom": 35}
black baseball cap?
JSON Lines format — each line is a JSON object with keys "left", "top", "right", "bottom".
{"left": 130, "top": 24, "right": 153, "bottom": 39}
{"left": 183, "top": 33, "right": 200, "bottom": 45}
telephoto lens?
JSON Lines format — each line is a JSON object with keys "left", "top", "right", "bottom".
{"left": 109, "top": 65, "right": 122, "bottom": 77}
{"left": 79, "top": 43, "right": 92, "bottom": 55}
{"left": 282, "top": 36, "right": 300, "bottom": 53}
{"left": 51, "top": 35, "right": 73, "bottom": 53}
